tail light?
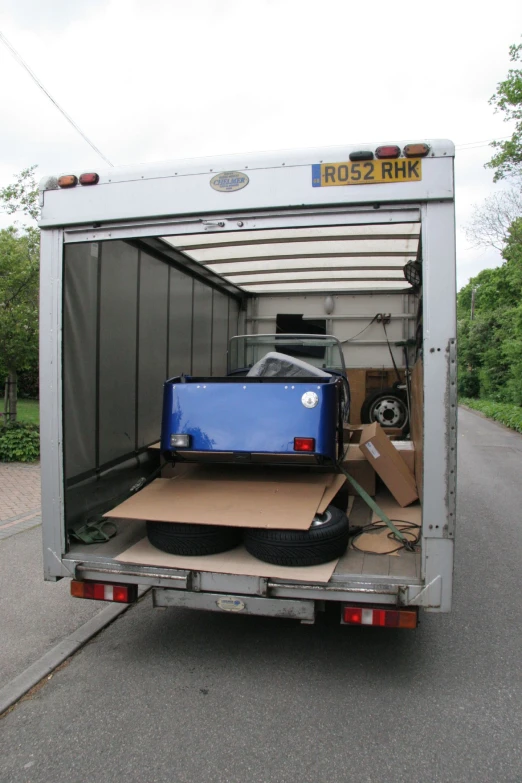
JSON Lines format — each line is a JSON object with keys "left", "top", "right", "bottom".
{"left": 71, "top": 580, "right": 138, "bottom": 603}
{"left": 79, "top": 172, "right": 100, "bottom": 185}
{"left": 375, "top": 145, "right": 401, "bottom": 159}
{"left": 58, "top": 175, "right": 78, "bottom": 188}
{"left": 294, "top": 437, "right": 315, "bottom": 452}
{"left": 404, "top": 143, "right": 430, "bottom": 157}
{"left": 343, "top": 605, "right": 418, "bottom": 628}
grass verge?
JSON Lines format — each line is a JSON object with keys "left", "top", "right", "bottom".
{"left": 460, "top": 398, "right": 522, "bottom": 434}
{"left": 8, "top": 399, "right": 40, "bottom": 426}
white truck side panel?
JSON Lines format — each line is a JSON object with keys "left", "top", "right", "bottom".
{"left": 39, "top": 229, "right": 68, "bottom": 580}
{"left": 421, "top": 200, "right": 457, "bottom": 612}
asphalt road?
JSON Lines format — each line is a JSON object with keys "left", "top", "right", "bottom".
{"left": 1, "top": 408, "right": 521, "bottom": 783}
{"left": 0, "top": 526, "right": 101, "bottom": 689}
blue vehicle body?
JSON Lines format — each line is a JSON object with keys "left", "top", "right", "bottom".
{"left": 161, "top": 376, "right": 341, "bottom": 464}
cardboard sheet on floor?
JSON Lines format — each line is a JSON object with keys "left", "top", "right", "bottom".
{"left": 370, "top": 495, "right": 422, "bottom": 525}
{"left": 104, "top": 471, "right": 345, "bottom": 530}
{"left": 115, "top": 539, "right": 339, "bottom": 583}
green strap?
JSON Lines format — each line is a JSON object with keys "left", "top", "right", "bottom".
{"left": 337, "top": 461, "right": 412, "bottom": 546}
{"left": 70, "top": 519, "right": 118, "bottom": 545}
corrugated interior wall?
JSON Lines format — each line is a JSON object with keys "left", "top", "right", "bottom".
{"left": 63, "top": 240, "right": 242, "bottom": 484}
{"left": 250, "top": 293, "right": 417, "bottom": 369}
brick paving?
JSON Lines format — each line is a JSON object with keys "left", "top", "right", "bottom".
{"left": 0, "top": 462, "right": 41, "bottom": 540}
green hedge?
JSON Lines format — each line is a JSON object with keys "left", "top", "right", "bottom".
{"left": 460, "top": 399, "right": 522, "bottom": 434}
{"left": 0, "top": 422, "right": 40, "bottom": 462}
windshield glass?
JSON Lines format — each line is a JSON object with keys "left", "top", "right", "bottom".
{"left": 228, "top": 334, "right": 345, "bottom": 374}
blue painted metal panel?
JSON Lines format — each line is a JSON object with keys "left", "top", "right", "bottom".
{"left": 161, "top": 377, "right": 339, "bottom": 462}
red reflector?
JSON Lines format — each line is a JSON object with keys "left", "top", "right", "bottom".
{"left": 113, "top": 585, "right": 131, "bottom": 603}
{"left": 375, "top": 145, "right": 401, "bottom": 159}
{"left": 58, "top": 174, "right": 78, "bottom": 188}
{"left": 294, "top": 437, "right": 315, "bottom": 452}
{"left": 404, "top": 143, "right": 430, "bottom": 157}
{"left": 70, "top": 580, "right": 137, "bottom": 603}
{"left": 79, "top": 172, "right": 99, "bottom": 185}
{"left": 343, "top": 605, "right": 417, "bottom": 628}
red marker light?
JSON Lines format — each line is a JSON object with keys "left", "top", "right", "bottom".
{"left": 375, "top": 145, "right": 401, "bottom": 159}
{"left": 294, "top": 437, "right": 315, "bottom": 452}
{"left": 79, "top": 172, "right": 99, "bottom": 185}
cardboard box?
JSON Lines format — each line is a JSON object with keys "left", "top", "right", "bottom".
{"left": 341, "top": 444, "right": 376, "bottom": 496}
{"left": 392, "top": 441, "right": 415, "bottom": 475}
{"left": 359, "top": 422, "right": 418, "bottom": 507}
{"left": 344, "top": 424, "right": 369, "bottom": 444}
{"left": 344, "top": 424, "right": 403, "bottom": 443}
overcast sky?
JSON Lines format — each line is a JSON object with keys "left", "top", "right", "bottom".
{"left": 1, "top": 0, "right": 521, "bottom": 289}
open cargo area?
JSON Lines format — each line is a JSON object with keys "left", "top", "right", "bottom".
{"left": 39, "top": 140, "right": 457, "bottom": 618}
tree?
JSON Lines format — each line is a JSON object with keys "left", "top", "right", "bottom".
{"left": 486, "top": 41, "right": 522, "bottom": 181}
{"left": 465, "top": 185, "right": 522, "bottom": 251}
{"left": 457, "top": 219, "right": 522, "bottom": 403}
{"left": 0, "top": 167, "right": 40, "bottom": 423}
{"left": 0, "top": 165, "right": 40, "bottom": 223}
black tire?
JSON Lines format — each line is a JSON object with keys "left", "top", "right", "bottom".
{"left": 360, "top": 387, "right": 409, "bottom": 435}
{"left": 330, "top": 481, "right": 349, "bottom": 513}
{"left": 243, "top": 505, "right": 349, "bottom": 567}
{"left": 146, "top": 521, "right": 242, "bottom": 556}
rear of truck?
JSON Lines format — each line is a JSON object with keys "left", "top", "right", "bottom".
{"left": 39, "top": 139, "right": 457, "bottom": 625}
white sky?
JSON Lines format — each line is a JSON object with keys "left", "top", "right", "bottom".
{"left": 1, "top": 0, "right": 521, "bottom": 289}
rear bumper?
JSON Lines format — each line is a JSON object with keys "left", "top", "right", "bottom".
{"left": 64, "top": 557, "right": 434, "bottom": 608}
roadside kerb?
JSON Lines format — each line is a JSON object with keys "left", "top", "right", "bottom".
{"left": 0, "top": 588, "right": 149, "bottom": 716}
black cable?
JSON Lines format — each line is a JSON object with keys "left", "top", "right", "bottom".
{"left": 341, "top": 314, "right": 380, "bottom": 344}
{"left": 382, "top": 320, "right": 402, "bottom": 384}
{"left": 350, "top": 519, "right": 421, "bottom": 555}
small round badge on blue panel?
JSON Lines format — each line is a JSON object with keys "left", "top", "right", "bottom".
{"left": 301, "top": 391, "right": 319, "bottom": 409}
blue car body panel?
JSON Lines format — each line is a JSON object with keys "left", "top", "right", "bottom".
{"left": 161, "top": 376, "right": 340, "bottom": 463}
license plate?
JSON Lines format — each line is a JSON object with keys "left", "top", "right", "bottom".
{"left": 311, "top": 158, "right": 422, "bottom": 187}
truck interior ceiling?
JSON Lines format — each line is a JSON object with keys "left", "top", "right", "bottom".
{"left": 63, "top": 211, "right": 424, "bottom": 571}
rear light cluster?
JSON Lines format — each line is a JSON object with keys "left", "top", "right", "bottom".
{"left": 294, "top": 437, "right": 315, "bottom": 452}
{"left": 349, "top": 143, "right": 430, "bottom": 162}
{"left": 343, "top": 605, "right": 418, "bottom": 629}
{"left": 71, "top": 580, "right": 137, "bottom": 603}
{"left": 58, "top": 172, "right": 99, "bottom": 188}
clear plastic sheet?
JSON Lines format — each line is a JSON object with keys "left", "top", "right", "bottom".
{"left": 246, "top": 351, "right": 331, "bottom": 379}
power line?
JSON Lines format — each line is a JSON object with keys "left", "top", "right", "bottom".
{"left": 456, "top": 135, "right": 512, "bottom": 150}
{"left": 0, "top": 29, "right": 114, "bottom": 167}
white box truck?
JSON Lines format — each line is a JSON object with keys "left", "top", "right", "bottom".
{"left": 38, "top": 140, "right": 457, "bottom": 627}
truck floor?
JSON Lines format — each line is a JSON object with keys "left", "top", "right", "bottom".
{"left": 68, "top": 493, "right": 421, "bottom": 584}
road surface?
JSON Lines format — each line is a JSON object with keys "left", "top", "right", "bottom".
{"left": 1, "top": 408, "right": 521, "bottom": 783}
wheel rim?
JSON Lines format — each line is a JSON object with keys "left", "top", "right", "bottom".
{"left": 310, "top": 509, "right": 332, "bottom": 528}
{"left": 369, "top": 396, "right": 408, "bottom": 428}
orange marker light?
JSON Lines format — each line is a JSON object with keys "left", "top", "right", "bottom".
{"left": 57, "top": 175, "right": 78, "bottom": 188}
{"left": 404, "top": 143, "right": 430, "bottom": 157}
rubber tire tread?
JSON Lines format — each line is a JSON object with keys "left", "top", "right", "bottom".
{"left": 146, "top": 521, "right": 242, "bottom": 556}
{"left": 243, "top": 505, "right": 349, "bottom": 566}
